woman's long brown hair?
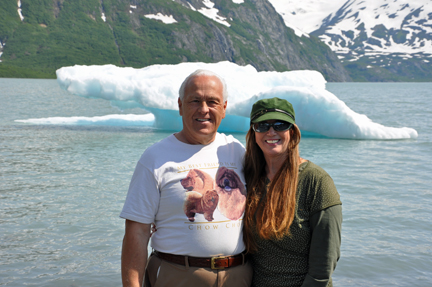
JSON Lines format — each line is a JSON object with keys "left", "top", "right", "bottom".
{"left": 243, "top": 124, "right": 301, "bottom": 253}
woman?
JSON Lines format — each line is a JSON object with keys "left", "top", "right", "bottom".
{"left": 243, "top": 97, "right": 342, "bottom": 287}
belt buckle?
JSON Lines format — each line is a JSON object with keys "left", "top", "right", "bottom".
{"left": 211, "top": 256, "right": 226, "bottom": 270}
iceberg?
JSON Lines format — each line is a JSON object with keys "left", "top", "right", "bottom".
{"left": 53, "top": 61, "right": 417, "bottom": 139}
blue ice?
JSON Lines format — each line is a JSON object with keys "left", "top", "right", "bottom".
{"left": 22, "top": 61, "right": 418, "bottom": 140}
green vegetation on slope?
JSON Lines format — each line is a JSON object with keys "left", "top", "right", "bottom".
{"left": 0, "top": 0, "right": 348, "bottom": 80}
{"left": 0, "top": 0, "right": 220, "bottom": 78}
{"left": 343, "top": 53, "right": 432, "bottom": 82}
{"left": 1, "top": 0, "right": 121, "bottom": 77}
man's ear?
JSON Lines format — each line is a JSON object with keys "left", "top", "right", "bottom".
{"left": 222, "top": 100, "right": 227, "bottom": 119}
{"left": 178, "top": 97, "right": 183, "bottom": 116}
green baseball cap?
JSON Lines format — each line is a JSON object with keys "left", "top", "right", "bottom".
{"left": 250, "top": 97, "right": 296, "bottom": 124}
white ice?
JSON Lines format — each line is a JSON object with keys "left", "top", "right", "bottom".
{"left": 23, "top": 61, "right": 416, "bottom": 140}
{"left": 16, "top": 114, "right": 155, "bottom": 126}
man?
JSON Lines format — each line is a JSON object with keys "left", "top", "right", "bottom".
{"left": 120, "top": 70, "right": 251, "bottom": 287}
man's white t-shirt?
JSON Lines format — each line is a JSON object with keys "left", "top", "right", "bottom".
{"left": 120, "top": 133, "right": 246, "bottom": 257}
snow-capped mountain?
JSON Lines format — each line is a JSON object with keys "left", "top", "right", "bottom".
{"left": 269, "top": 0, "right": 432, "bottom": 80}
{"left": 175, "top": 0, "right": 431, "bottom": 80}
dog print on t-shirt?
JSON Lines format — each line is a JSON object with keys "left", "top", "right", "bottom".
{"left": 181, "top": 167, "right": 246, "bottom": 222}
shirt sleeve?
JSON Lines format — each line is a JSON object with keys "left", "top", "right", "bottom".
{"left": 119, "top": 160, "right": 160, "bottom": 224}
{"left": 301, "top": 204, "right": 342, "bottom": 287}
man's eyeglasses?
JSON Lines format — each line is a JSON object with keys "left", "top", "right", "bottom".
{"left": 252, "top": 121, "right": 293, "bottom": 133}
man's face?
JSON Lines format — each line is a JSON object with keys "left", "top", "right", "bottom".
{"left": 178, "top": 75, "right": 227, "bottom": 145}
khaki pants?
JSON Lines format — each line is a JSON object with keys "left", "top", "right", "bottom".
{"left": 144, "top": 253, "right": 252, "bottom": 287}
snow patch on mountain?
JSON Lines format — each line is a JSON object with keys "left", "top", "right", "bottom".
{"left": 145, "top": 13, "right": 177, "bottom": 24}
{"left": 178, "top": 0, "right": 244, "bottom": 27}
{"left": 17, "top": 0, "right": 24, "bottom": 21}
{"left": 267, "top": 0, "right": 346, "bottom": 37}
{"left": 193, "top": 0, "right": 231, "bottom": 27}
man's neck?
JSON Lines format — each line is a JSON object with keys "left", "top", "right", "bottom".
{"left": 174, "top": 131, "right": 217, "bottom": 145}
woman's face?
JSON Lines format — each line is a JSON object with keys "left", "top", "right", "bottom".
{"left": 254, "top": 120, "right": 291, "bottom": 160}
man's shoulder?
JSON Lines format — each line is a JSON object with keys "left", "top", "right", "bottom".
{"left": 139, "top": 134, "right": 176, "bottom": 160}
{"left": 215, "top": 133, "right": 245, "bottom": 150}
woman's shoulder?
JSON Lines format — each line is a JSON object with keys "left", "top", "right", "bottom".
{"left": 299, "top": 161, "right": 330, "bottom": 177}
{"left": 299, "top": 160, "right": 335, "bottom": 189}
{"left": 298, "top": 161, "right": 341, "bottom": 212}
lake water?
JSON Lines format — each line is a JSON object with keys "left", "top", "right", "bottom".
{"left": 1, "top": 79, "right": 431, "bottom": 286}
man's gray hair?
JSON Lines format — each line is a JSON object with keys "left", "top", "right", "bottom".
{"left": 179, "top": 69, "right": 228, "bottom": 101}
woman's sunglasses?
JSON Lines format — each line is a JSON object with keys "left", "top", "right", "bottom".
{"left": 252, "top": 121, "right": 293, "bottom": 133}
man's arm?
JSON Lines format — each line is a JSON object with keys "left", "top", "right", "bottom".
{"left": 121, "top": 219, "right": 151, "bottom": 287}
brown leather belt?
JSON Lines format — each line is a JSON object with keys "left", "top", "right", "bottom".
{"left": 154, "top": 251, "right": 246, "bottom": 270}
